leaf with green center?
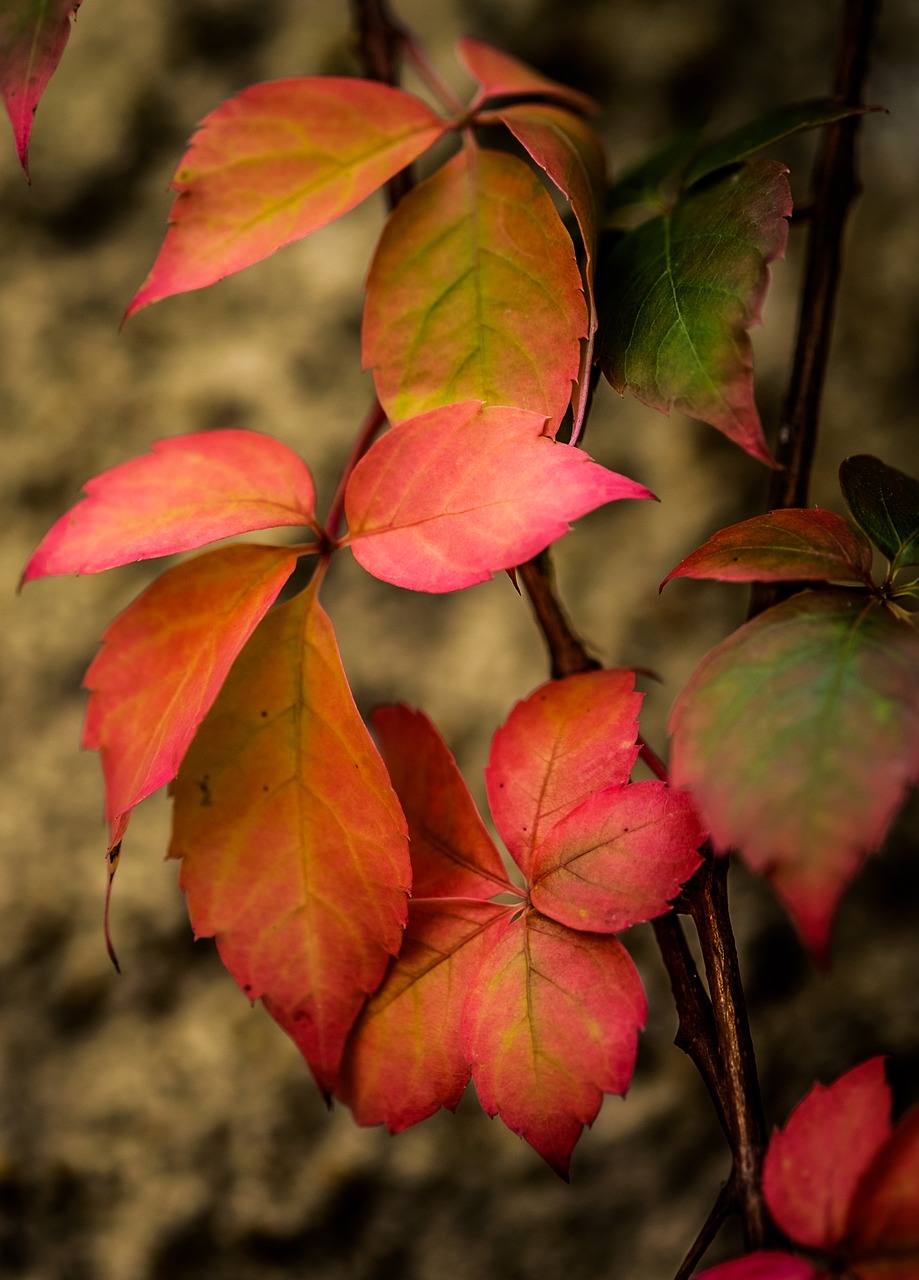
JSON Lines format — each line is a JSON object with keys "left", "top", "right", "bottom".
{"left": 529, "top": 782, "right": 703, "bottom": 932}
{"left": 683, "top": 99, "right": 879, "bottom": 188}
{"left": 84, "top": 544, "right": 299, "bottom": 825}
{"left": 126, "top": 78, "right": 446, "bottom": 317}
{"left": 840, "top": 454, "right": 919, "bottom": 571}
{"left": 486, "top": 669, "right": 643, "bottom": 880}
{"left": 598, "top": 159, "right": 791, "bottom": 465}
{"left": 345, "top": 402, "right": 652, "bottom": 592}
{"left": 169, "top": 586, "right": 411, "bottom": 1095}
{"left": 660, "top": 509, "right": 875, "bottom": 590}
{"left": 22, "top": 430, "right": 317, "bottom": 581}
{"left": 463, "top": 909, "right": 646, "bottom": 1178}
{"left": 362, "top": 147, "right": 588, "bottom": 430}
{"left": 457, "top": 35, "right": 598, "bottom": 116}
{"left": 669, "top": 590, "right": 919, "bottom": 956}
{"left": 0, "top": 0, "right": 81, "bottom": 174}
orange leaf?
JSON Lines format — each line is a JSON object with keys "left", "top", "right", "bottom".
{"left": 83, "top": 544, "right": 299, "bottom": 824}
{"left": 169, "top": 586, "right": 411, "bottom": 1094}
{"left": 457, "top": 36, "right": 598, "bottom": 116}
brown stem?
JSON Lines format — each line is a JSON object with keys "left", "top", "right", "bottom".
{"left": 689, "top": 858, "right": 768, "bottom": 1249}
{"left": 750, "top": 0, "right": 881, "bottom": 615}
{"left": 672, "top": 1178, "right": 735, "bottom": 1280}
{"left": 517, "top": 551, "right": 600, "bottom": 678}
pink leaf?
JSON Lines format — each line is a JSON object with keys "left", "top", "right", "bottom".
{"left": 84, "top": 544, "right": 299, "bottom": 824}
{"left": 22, "top": 430, "right": 316, "bottom": 580}
{"left": 0, "top": 0, "right": 81, "bottom": 174}
{"left": 126, "top": 79, "right": 445, "bottom": 316}
{"left": 457, "top": 36, "right": 598, "bottom": 116}
{"left": 848, "top": 1106, "right": 919, "bottom": 1263}
{"left": 345, "top": 402, "right": 652, "bottom": 592}
{"left": 463, "top": 909, "right": 646, "bottom": 1178}
{"left": 762, "top": 1058, "right": 892, "bottom": 1253}
{"left": 694, "top": 1255, "right": 821, "bottom": 1280}
{"left": 486, "top": 669, "right": 643, "bottom": 881}
{"left": 529, "top": 782, "right": 703, "bottom": 932}
{"left": 371, "top": 704, "right": 514, "bottom": 899}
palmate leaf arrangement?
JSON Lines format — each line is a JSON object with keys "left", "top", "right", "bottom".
{"left": 9, "top": 2, "right": 919, "bottom": 1275}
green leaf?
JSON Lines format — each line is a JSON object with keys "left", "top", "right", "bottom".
{"left": 598, "top": 159, "right": 791, "bottom": 465}
{"left": 839, "top": 455, "right": 919, "bottom": 571}
{"left": 669, "top": 591, "right": 919, "bottom": 957}
{"left": 683, "top": 99, "right": 878, "bottom": 188}
{"left": 606, "top": 129, "right": 704, "bottom": 215}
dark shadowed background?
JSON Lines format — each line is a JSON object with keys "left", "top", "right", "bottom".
{"left": 3, "top": 2, "right": 918, "bottom": 1277}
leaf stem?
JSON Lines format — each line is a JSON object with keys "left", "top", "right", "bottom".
{"left": 517, "top": 550, "right": 600, "bottom": 678}
{"left": 325, "top": 398, "right": 388, "bottom": 542}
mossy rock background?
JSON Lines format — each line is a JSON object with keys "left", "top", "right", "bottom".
{"left": 2, "top": 2, "right": 918, "bottom": 1277}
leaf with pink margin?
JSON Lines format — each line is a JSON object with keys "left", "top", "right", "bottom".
{"left": 669, "top": 591, "right": 919, "bottom": 957}
{"left": 598, "top": 160, "right": 791, "bottom": 466}
{"left": 529, "top": 781, "right": 703, "bottom": 932}
{"left": 661, "top": 509, "right": 875, "bottom": 590}
{"left": 345, "top": 402, "right": 652, "bottom": 592}
{"left": 84, "top": 544, "right": 299, "bottom": 824}
{"left": 457, "top": 35, "right": 598, "bottom": 115}
{"left": 371, "top": 704, "right": 514, "bottom": 899}
{"left": 848, "top": 1106, "right": 919, "bottom": 1263}
{"left": 694, "top": 1254, "right": 821, "bottom": 1280}
{"left": 463, "top": 909, "right": 646, "bottom": 1179}
{"left": 338, "top": 898, "right": 512, "bottom": 1131}
{"left": 762, "top": 1058, "right": 892, "bottom": 1253}
{"left": 0, "top": 0, "right": 81, "bottom": 174}
{"left": 22, "top": 430, "right": 317, "bottom": 581}
{"left": 126, "top": 79, "right": 445, "bottom": 316}
{"left": 486, "top": 669, "right": 643, "bottom": 881}
{"left": 362, "top": 147, "right": 588, "bottom": 431}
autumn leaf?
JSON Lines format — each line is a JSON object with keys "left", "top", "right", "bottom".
{"left": 0, "top": 0, "right": 81, "bottom": 174}
{"left": 695, "top": 1254, "right": 821, "bottom": 1279}
{"left": 84, "top": 544, "right": 299, "bottom": 824}
{"left": 669, "top": 590, "right": 919, "bottom": 956}
{"left": 169, "top": 586, "right": 411, "bottom": 1094}
{"left": 22, "top": 430, "right": 318, "bottom": 581}
{"left": 660, "top": 509, "right": 875, "bottom": 590}
{"left": 840, "top": 453, "right": 919, "bottom": 571}
{"left": 456, "top": 35, "right": 598, "bottom": 116}
{"left": 126, "top": 78, "right": 446, "bottom": 316}
{"left": 598, "top": 159, "right": 791, "bottom": 465}
{"left": 345, "top": 402, "right": 653, "bottom": 592}
{"left": 362, "top": 146, "right": 588, "bottom": 430}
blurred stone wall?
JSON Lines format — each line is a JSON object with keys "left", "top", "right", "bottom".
{"left": 2, "top": 2, "right": 918, "bottom": 1278}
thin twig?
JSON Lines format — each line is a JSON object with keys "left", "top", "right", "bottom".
{"left": 672, "top": 1177, "right": 735, "bottom": 1280}
{"left": 517, "top": 551, "right": 600, "bottom": 678}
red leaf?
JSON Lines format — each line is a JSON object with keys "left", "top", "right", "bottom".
{"left": 362, "top": 146, "right": 588, "bottom": 430}
{"left": 84, "top": 544, "right": 298, "bottom": 824}
{"left": 529, "top": 782, "right": 703, "bottom": 932}
{"left": 463, "top": 909, "right": 646, "bottom": 1178}
{"left": 22, "top": 430, "right": 317, "bottom": 581}
{"left": 169, "top": 587, "right": 411, "bottom": 1094}
{"left": 0, "top": 0, "right": 81, "bottom": 174}
{"left": 371, "top": 704, "right": 515, "bottom": 899}
{"left": 695, "top": 1255, "right": 821, "bottom": 1280}
{"left": 661, "top": 509, "right": 875, "bottom": 590}
{"left": 762, "top": 1058, "right": 892, "bottom": 1253}
{"left": 457, "top": 36, "right": 598, "bottom": 116}
{"left": 486, "top": 670, "right": 643, "bottom": 880}
{"left": 345, "top": 402, "right": 652, "bottom": 592}
{"left": 338, "top": 899, "right": 512, "bottom": 1130}
{"left": 848, "top": 1106, "right": 919, "bottom": 1263}
{"left": 126, "top": 79, "right": 445, "bottom": 316}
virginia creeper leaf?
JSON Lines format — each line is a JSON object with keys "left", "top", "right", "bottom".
{"left": 0, "top": 0, "right": 81, "bottom": 174}
{"left": 371, "top": 704, "right": 513, "bottom": 899}
{"left": 762, "top": 1057, "right": 892, "bottom": 1253}
{"left": 456, "top": 35, "right": 598, "bottom": 116}
{"left": 660, "top": 509, "right": 875, "bottom": 590}
{"left": 345, "top": 402, "right": 652, "bottom": 592}
{"left": 463, "top": 909, "right": 647, "bottom": 1178}
{"left": 529, "top": 781, "right": 703, "bottom": 932}
{"left": 338, "top": 898, "right": 513, "bottom": 1132}
{"left": 840, "top": 454, "right": 919, "bottom": 570}
{"left": 169, "top": 586, "right": 411, "bottom": 1094}
{"left": 84, "top": 544, "right": 299, "bottom": 824}
{"left": 126, "top": 79, "right": 446, "bottom": 316}
{"left": 669, "top": 591, "right": 919, "bottom": 956}
{"left": 848, "top": 1107, "right": 919, "bottom": 1263}
{"left": 22, "top": 430, "right": 317, "bottom": 581}
{"left": 486, "top": 669, "right": 643, "bottom": 881}
{"left": 695, "top": 1255, "right": 821, "bottom": 1280}
{"left": 598, "top": 159, "right": 791, "bottom": 465}
{"left": 606, "top": 129, "right": 705, "bottom": 216}
{"left": 362, "top": 147, "right": 588, "bottom": 430}
{"left": 683, "top": 99, "right": 878, "bottom": 188}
